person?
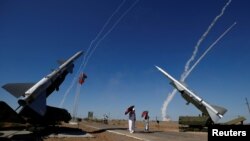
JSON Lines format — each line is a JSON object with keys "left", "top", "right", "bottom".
{"left": 103, "top": 113, "right": 108, "bottom": 124}
{"left": 144, "top": 114, "right": 149, "bottom": 132}
{"left": 128, "top": 107, "right": 136, "bottom": 133}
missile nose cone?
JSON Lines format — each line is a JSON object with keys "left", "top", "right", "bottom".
{"left": 155, "top": 65, "right": 163, "bottom": 72}
{"left": 77, "top": 50, "right": 84, "bottom": 56}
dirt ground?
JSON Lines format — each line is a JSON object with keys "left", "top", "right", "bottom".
{"left": 1, "top": 119, "right": 207, "bottom": 141}
{"left": 45, "top": 120, "right": 140, "bottom": 141}
{"left": 44, "top": 120, "right": 206, "bottom": 141}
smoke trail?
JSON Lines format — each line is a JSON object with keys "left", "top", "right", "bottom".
{"left": 82, "top": 0, "right": 126, "bottom": 70}
{"left": 161, "top": 22, "right": 236, "bottom": 121}
{"left": 183, "top": 22, "right": 236, "bottom": 79}
{"left": 161, "top": 0, "right": 232, "bottom": 121}
{"left": 182, "top": 0, "right": 232, "bottom": 78}
{"left": 72, "top": 84, "right": 81, "bottom": 120}
{"left": 82, "top": 0, "right": 140, "bottom": 70}
{"left": 59, "top": 0, "right": 140, "bottom": 108}
{"left": 70, "top": 0, "right": 139, "bottom": 119}
{"left": 161, "top": 89, "right": 177, "bottom": 121}
{"left": 72, "top": 0, "right": 138, "bottom": 119}
{"left": 59, "top": 0, "right": 127, "bottom": 108}
{"left": 59, "top": 79, "right": 77, "bottom": 107}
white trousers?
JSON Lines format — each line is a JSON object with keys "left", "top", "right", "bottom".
{"left": 144, "top": 120, "right": 149, "bottom": 131}
{"left": 128, "top": 119, "right": 135, "bottom": 132}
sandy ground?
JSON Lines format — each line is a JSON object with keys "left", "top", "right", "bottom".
{"left": 1, "top": 120, "right": 207, "bottom": 141}
{"left": 45, "top": 120, "right": 140, "bottom": 141}
{"left": 45, "top": 120, "right": 207, "bottom": 141}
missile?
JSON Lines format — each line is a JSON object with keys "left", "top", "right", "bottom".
{"left": 155, "top": 65, "right": 227, "bottom": 123}
{"left": 24, "top": 51, "right": 83, "bottom": 98}
{"left": 3, "top": 51, "right": 83, "bottom": 116}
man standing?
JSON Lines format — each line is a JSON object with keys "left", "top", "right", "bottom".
{"left": 144, "top": 114, "right": 149, "bottom": 131}
{"left": 128, "top": 107, "right": 136, "bottom": 133}
{"left": 142, "top": 111, "right": 149, "bottom": 132}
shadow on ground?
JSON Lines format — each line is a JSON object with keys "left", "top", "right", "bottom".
{"left": 89, "top": 127, "right": 128, "bottom": 134}
{"left": 89, "top": 127, "right": 163, "bottom": 134}
{"left": 0, "top": 126, "right": 88, "bottom": 141}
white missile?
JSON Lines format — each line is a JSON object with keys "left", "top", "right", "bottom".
{"left": 24, "top": 51, "right": 83, "bottom": 98}
{"left": 3, "top": 51, "right": 83, "bottom": 116}
{"left": 155, "top": 65, "right": 227, "bottom": 123}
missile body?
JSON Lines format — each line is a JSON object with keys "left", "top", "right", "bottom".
{"left": 155, "top": 66, "right": 227, "bottom": 123}
{"left": 18, "top": 51, "right": 83, "bottom": 115}
{"left": 24, "top": 51, "right": 82, "bottom": 97}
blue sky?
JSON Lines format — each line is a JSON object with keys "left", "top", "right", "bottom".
{"left": 1, "top": 0, "right": 250, "bottom": 123}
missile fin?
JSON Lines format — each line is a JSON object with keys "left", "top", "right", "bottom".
{"left": 2, "top": 83, "right": 35, "bottom": 98}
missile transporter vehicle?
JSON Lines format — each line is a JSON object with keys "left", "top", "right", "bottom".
{"left": 178, "top": 115, "right": 246, "bottom": 132}
{"left": 178, "top": 115, "right": 213, "bottom": 132}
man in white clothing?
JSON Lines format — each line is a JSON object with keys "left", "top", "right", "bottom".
{"left": 128, "top": 108, "right": 136, "bottom": 133}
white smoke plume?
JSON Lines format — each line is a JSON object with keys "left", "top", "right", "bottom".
{"left": 161, "top": 0, "right": 232, "bottom": 121}
{"left": 182, "top": 0, "right": 232, "bottom": 80}
{"left": 183, "top": 22, "right": 236, "bottom": 80}
{"left": 83, "top": 0, "right": 140, "bottom": 69}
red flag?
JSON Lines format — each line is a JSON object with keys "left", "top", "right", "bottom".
{"left": 79, "top": 73, "right": 87, "bottom": 85}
